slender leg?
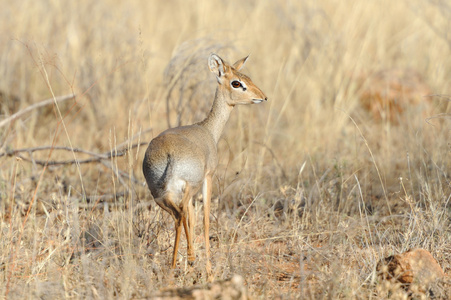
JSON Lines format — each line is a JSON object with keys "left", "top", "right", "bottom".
{"left": 181, "top": 185, "right": 195, "bottom": 265}
{"left": 187, "top": 200, "right": 196, "bottom": 264}
{"left": 182, "top": 214, "right": 195, "bottom": 264}
{"left": 157, "top": 193, "right": 184, "bottom": 270}
{"left": 202, "top": 175, "right": 212, "bottom": 279}
{"left": 172, "top": 217, "right": 182, "bottom": 269}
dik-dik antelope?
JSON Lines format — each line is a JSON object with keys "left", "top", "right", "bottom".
{"left": 142, "top": 53, "right": 267, "bottom": 277}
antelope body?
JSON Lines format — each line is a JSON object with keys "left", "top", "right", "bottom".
{"left": 142, "top": 53, "right": 267, "bottom": 277}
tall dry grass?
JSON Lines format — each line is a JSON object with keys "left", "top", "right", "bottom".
{"left": 0, "top": 0, "right": 450, "bottom": 298}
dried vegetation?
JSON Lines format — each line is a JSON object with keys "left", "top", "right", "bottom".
{"left": 0, "top": 0, "right": 450, "bottom": 298}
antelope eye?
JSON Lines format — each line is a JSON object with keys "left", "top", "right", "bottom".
{"left": 231, "top": 81, "right": 242, "bottom": 88}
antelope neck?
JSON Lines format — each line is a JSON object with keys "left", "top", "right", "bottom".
{"left": 198, "top": 87, "right": 234, "bottom": 144}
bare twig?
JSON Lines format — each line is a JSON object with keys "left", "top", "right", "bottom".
{"left": 1, "top": 142, "right": 148, "bottom": 165}
{"left": 0, "top": 94, "right": 76, "bottom": 128}
{"left": 13, "top": 154, "right": 105, "bottom": 166}
{"left": 0, "top": 146, "right": 108, "bottom": 159}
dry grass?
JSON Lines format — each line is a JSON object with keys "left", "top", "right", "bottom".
{"left": 1, "top": 0, "right": 450, "bottom": 298}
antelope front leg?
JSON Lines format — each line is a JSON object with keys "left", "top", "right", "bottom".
{"left": 172, "top": 217, "right": 182, "bottom": 269}
{"left": 202, "top": 175, "right": 212, "bottom": 279}
{"left": 187, "top": 200, "right": 196, "bottom": 264}
{"left": 180, "top": 185, "right": 195, "bottom": 265}
{"left": 182, "top": 211, "right": 195, "bottom": 265}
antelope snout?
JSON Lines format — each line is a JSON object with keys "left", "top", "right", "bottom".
{"left": 252, "top": 97, "right": 267, "bottom": 104}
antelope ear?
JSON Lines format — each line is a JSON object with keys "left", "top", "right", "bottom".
{"left": 232, "top": 55, "right": 249, "bottom": 71}
{"left": 208, "top": 54, "right": 227, "bottom": 82}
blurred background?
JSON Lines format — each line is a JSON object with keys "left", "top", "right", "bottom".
{"left": 0, "top": 0, "right": 450, "bottom": 298}
{"left": 1, "top": 0, "right": 449, "bottom": 197}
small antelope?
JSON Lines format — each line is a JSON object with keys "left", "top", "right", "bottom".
{"left": 142, "top": 53, "right": 267, "bottom": 276}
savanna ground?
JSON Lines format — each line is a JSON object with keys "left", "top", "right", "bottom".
{"left": 0, "top": 0, "right": 450, "bottom": 299}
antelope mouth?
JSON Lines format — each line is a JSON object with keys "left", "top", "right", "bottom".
{"left": 252, "top": 99, "right": 264, "bottom": 104}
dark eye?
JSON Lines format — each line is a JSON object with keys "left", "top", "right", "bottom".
{"left": 231, "top": 81, "right": 241, "bottom": 88}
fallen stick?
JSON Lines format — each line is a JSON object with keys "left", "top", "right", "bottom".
{"left": 1, "top": 142, "right": 148, "bottom": 162}
{"left": 0, "top": 94, "right": 76, "bottom": 128}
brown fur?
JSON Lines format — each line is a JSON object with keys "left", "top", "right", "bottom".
{"left": 142, "top": 54, "right": 267, "bottom": 279}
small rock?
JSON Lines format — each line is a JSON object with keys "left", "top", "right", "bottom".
{"left": 377, "top": 248, "right": 446, "bottom": 296}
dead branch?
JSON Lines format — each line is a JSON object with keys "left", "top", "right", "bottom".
{"left": 4, "top": 142, "right": 147, "bottom": 187}
{"left": 0, "top": 94, "right": 76, "bottom": 129}
{"left": 1, "top": 145, "right": 108, "bottom": 159}
{"left": 13, "top": 153, "right": 105, "bottom": 166}
{"left": 1, "top": 142, "right": 148, "bottom": 164}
